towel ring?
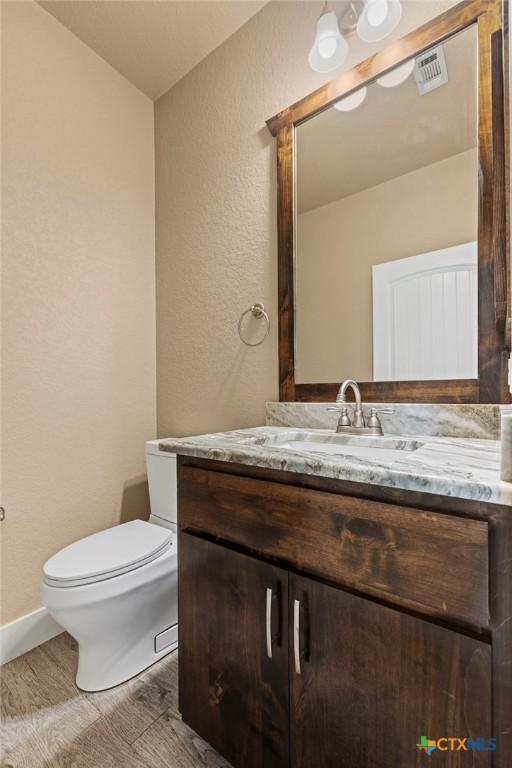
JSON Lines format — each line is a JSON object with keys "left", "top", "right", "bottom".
{"left": 238, "top": 303, "right": 270, "bottom": 347}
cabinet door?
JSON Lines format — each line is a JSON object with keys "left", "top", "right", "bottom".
{"left": 290, "top": 574, "right": 492, "bottom": 768}
{"left": 179, "top": 532, "right": 289, "bottom": 768}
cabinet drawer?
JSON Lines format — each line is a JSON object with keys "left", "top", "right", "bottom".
{"left": 178, "top": 464, "right": 489, "bottom": 628}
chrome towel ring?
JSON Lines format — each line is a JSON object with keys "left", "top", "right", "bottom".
{"left": 238, "top": 303, "right": 270, "bottom": 346}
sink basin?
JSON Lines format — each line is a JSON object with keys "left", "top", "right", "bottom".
{"left": 268, "top": 431, "right": 424, "bottom": 462}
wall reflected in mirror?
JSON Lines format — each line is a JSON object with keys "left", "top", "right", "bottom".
{"left": 295, "top": 25, "right": 478, "bottom": 384}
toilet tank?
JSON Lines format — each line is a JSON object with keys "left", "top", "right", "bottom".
{"left": 145, "top": 441, "right": 177, "bottom": 529}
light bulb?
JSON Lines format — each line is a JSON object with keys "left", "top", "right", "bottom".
{"left": 377, "top": 58, "right": 415, "bottom": 87}
{"left": 367, "top": 0, "right": 388, "bottom": 28}
{"left": 333, "top": 87, "right": 368, "bottom": 111}
{"left": 357, "top": 0, "right": 402, "bottom": 42}
{"left": 318, "top": 37, "right": 337, "bottom": 59}
{"left": 308, "top": 10, "right": 348, "bottom": 73}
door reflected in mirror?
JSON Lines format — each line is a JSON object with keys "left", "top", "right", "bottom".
{"left": 295, "top": 25, "right": 478, "bottom": 384}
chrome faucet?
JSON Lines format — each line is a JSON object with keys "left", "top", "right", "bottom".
{"left": 328, "top": 379, "right": 394, "bottom": 436}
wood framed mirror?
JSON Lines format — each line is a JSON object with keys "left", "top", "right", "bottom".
{"left": 267, "top": 0, "right": 509, "bottom": 403}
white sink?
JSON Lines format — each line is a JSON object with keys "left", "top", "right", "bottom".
{"left": 268, "top": 431, "right": 423, "bottom": 462}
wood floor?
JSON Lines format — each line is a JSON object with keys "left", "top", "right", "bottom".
{"left": 1, "top": 632, "right": 231, "bottom": 768}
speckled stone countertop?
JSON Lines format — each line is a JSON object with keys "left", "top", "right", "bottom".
{"left": 159, "top": 426, "right": 512, "bottom": 507}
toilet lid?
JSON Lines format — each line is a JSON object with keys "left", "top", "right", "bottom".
{"left": 43, "top": 520, "right": 173, "bottom": 587}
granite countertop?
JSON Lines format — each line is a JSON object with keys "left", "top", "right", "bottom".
{"left": 159, "top": 426, "right": 512, "bottom": 507}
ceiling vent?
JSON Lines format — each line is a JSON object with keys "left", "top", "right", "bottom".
{"left": 414, "top": 45, "right": 449, "bottom": 95}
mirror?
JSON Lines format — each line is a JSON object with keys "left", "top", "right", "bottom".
{"left": 295, "top": 25, "right": 478, "bottom": 385}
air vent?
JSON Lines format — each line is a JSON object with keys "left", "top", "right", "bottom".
{"left": 414, "top": 45, "right": 449, "bottom": 95}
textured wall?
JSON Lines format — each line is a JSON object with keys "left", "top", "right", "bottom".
{"left": 154, "top": 0, "right": 457, "bottom": 438}
{"left": 1, "top": 1, "right": 156, "bottom": 624}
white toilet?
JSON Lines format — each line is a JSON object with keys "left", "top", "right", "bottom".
{"left": 42, "top": 441, "right": 178, "bottom": 692}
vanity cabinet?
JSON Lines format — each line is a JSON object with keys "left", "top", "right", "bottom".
{"left": 180, "top": 532, "right": 491, "bottom": 768}
{"left": 177, "top": 457, "right": 510, "bottom": 768}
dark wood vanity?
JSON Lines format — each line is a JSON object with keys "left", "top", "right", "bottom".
{"left": 177, "top": 455, "right": 511, "bottom": 768}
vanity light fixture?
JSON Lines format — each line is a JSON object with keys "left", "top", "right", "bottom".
{"left": 309, "top": 1, "right": 402, "bottom": 73}
{"left": 376, "top": 57, "right": 415, "bottom": 87}
{"left": 308, "top": 3, "right": 349, "bottom": 73}
{"left": 333, "top": 86, "right": 368, "bottom": 111}
{"left": 357, "top": 0, "right": 402, "bottom": 42}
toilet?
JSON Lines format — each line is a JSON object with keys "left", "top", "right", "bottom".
{"left": 42, "top": 441, "right": 178, "bottom": 692}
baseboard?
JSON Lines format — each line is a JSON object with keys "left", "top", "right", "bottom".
{"left": 0, "top": 607, "right": 63, "bottom": 665}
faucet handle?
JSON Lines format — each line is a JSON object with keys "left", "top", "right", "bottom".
{"left": 327, "top": 405, "right": 351, "bottom": 426}
{"left": 367, "top": 407, "right": 394, "bottom": 430}
{"left": 338, "top": 406, "right": 351, "bottom": 426}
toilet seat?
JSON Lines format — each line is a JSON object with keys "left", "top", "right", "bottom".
{"left": 43, "top": 519, "right": 174, "bottom": 588}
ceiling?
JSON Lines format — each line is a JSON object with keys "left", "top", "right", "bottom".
{"left": 38, "top": 0, "right": 268, "bottom": 100}
{"left": 297, "top": 24, "right": 478, "bottom": 213}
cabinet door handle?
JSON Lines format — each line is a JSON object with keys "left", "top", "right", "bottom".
{"left": 266, "top": 587, "right": 273, "bottom": 659}
{"left": 293, "top": 599, "right": 301, "bottom": 675}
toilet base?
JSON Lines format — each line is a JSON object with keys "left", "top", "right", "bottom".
{"left": 75, "top": 624, "right": 178, "bottom": 691}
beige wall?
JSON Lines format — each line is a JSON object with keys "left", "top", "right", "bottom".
{"left": 1, "top": 1, "right": 156, "bottom": 624}
{"left": 296, "top": 149, "right": 478, "bottom": 383}
{"left": 155, "top": 0, "right": 457, "bottom": 438}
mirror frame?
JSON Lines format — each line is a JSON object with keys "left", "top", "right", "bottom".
{"left": 267, "top": 0, "right": 510, "bottom": 404}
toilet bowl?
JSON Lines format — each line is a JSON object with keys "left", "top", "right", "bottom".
{"left": 42, "top": 441, "right": 179, "bottom": 692}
